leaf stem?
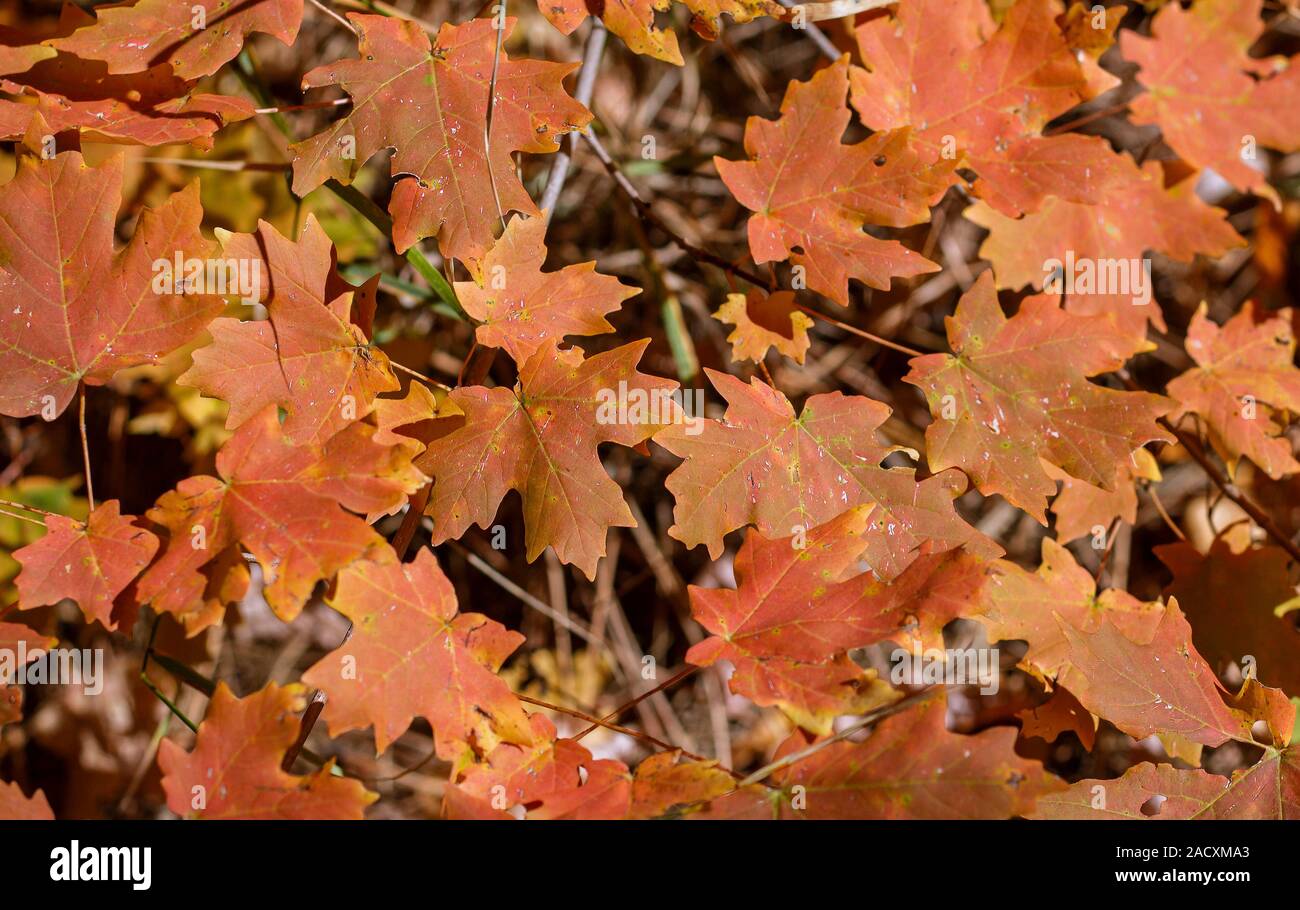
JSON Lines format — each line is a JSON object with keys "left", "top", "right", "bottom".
{"left": 79, "top": 386, "right": 94, "bottom": 512}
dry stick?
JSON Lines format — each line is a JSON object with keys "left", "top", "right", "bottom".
{"left": 775, "top": 0, "right": 840, "bottom": 62}
{"left": 136, "top": 157, "right": 290, "bottom": 172}
{"left": 391, "top": 482, "right": 431, "bottom": 560}
{"left": 308, "top": 0, "right": 358, "bottom": 33}
{"left": 1118, "top": 370, "right": 1300, "bottom": 559}
{"left": 254, "top": 98, "right": 351, "bottom": 115}
{"left": 1159, "top": 415, "right": 1300, "bottom": 563}
{"left": 539, "top": 21, "right": 607, "bottom": 220}
{"left": 571, "top": 665, "right": 699, "bottom": 741}
{"left": 516, "top": 693, "right": 733, "bottom": 775}
{"left": 544, "top": 550, "right": 574, "bottom": 689}
{"left": 794, "top": 302, "right": 925, "bottom": 358}
{"left": 0, "top": 496, "right": 68, "bottom": 522}
{"left": 0, "top": 506, "right": 47, "bottom": 528}
{"left": 389, "top": 359, "right": 453, "bottom": 391}
{"left": 449, "top": 541, "right": 608, "bottom": 648}
{"left": 580, "top": 129, "right": 772, "bottom": 288}
{"left": 78, "top": 387, "right": 94, "bottom": 511}
{"left": 1147, "top": 484, "right": 1188, "bottom": 541}
{"left": 580, "top": 128, "right": 920, "bottom": 358}
{"left": 792, "top": 0, "right": 897, "bottom": 21}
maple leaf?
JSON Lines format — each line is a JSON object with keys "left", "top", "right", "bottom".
{"left": 159, "top": 682, "right": 376, "bottom": 819}
{"left": 656, "top": 369, "right": 999, "bottom": 578}
{"left": 1058, "top": 1, "right": 1123, "bottom": 100}
{"left": 1056, "top": 598, "right": 1265, "bottom": 751}
{"left": 686, "top": 507, "right": 988, "bottom": 733}
{"left": 718, "top": 695, "right": 1063, "bottom": 819}
{"left": 965, "top": 157, "right": 1244, "bottom": 341}
{"left": 0, "top": 10, "right": 251, "bottom": 149}
{"left": 1156, "top": 541, "right": 1300, "bottom": 698}
{"left": 136, "top": 407, "right": 425, "bottom": 634}
{"left": 1120, "top": 0, "right": 1300, "bottom": 200}
{"left": 849, "top": 0, "right": 1122, "bottom": 217}
{"left": 418, "top": 341, "right": 677, "bottom": 579}
{"left": 446, "top": 715, "right": 632, "bottom": 819}
{"left": 0, "top": 621, "right": 55, "bottom": 729}
{"left": 975, "top": 537, "right": 1163, "bottom": 682}
{"left": 1033, "top": 749, "right": 1300, "bottom": 820}
{"left": 14, "top": 501, "right": 157, "bottom": 631}
{"left": 302, "top": 548, "right": 534, "bottom": 763}
{"left": 540, "top": 0, "right": 780, "bottom": 66}
{"left": 290, "top": 15, "right": 591, "bottom": 272}
{"left": 626, "top": 752, "right": 736, "bottom": 820}
{"left": 180, "top": 217, "right": 400, "bottom": 445}
{"left": 49, "top": 0, "right": 304, "bottom": 80}
{"left": 713, "top": 290, "right": 813, "bottom": 365}
{"left": 0, "top": 779, "right": 54, "bottom": 820}
{"left": 1167, "top": 302, "right": 1300, "bottom": 480}
{"left": 0, "top": 149, "right": 224, "bottom": 419}
{"left": 714, "top": 58, "right": 953, "bottom": 307}
{"left": 1047, "top": 449, "right": 1161, "bottom": 544}
{"left": 454, "top": 214, "right": 636, "bottom": 363}
{"left": 903, "top": 272, "right": 1173, "bottom": 520}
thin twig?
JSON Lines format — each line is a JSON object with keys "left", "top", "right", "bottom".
{"left": 516, "top": 692, "right": 733, "bottom": 775}
{"left": 0, "top": 506, "right": 48, "bottom": 528}
{"left": 449, "top": 541, "right": 607, "bottom": 648}
{"left": 1160, "top": 416, "right": 1300, "bottom": 562}
{"left": 795, "top": 302, "right": 926, "bottom": 358}
{"left": 1147, "top": 484, "right": 1187, "bottom": 541}
{"left": 79, "top": 387, "right": 94, "bottom": 512}
{"left": 775, "top": 0, "right": 840, "bottom": 62}
{"left": 572, "top": 665, "right": 700, "bottom": 741}
{"left": 389, "top": 360, "right": 453, "bottom": 391}
{"left": 579, "top": 129, "right": 772, "bottom": 290}
{"left": 539, "top": 21, "right": 607, "bottom": 220}
{"left": 0, "top": 497, "right": 71, "bottom": 522}
{"left": 484, "top": 2, "right": 508, "bottom": 228}
{"left": 308, "top": 0, "right": 358, "bottom": 34}
{"left": 735, "top": 686, "right": 942, "bottom": 788}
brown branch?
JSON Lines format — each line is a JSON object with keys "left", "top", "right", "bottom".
{"left": 572, "top": 665, "right": 700, "bottom": 742}
{"left": 516, "top": 692, "right": 738, "bottom": 777}
{"left": 1159, "top": 415, "right": 1300, "bottom": 562}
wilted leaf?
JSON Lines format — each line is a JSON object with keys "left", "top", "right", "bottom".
{"left": 713, "top": 290, "right": 813, "bottom": 365}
